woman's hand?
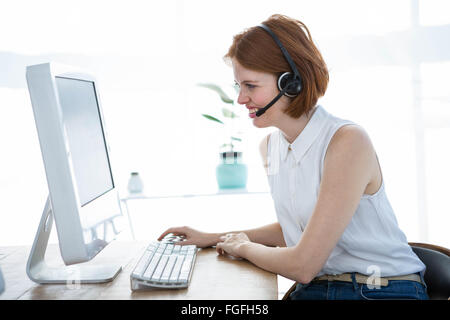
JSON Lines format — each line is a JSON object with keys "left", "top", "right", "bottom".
{"left": 216, "top": 232, "right": 251, "bottom": 259}
{"left": 158, "top": 226, "right": 217, "bottom": 248}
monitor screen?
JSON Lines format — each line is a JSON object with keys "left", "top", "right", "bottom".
{"left": 55, "top": 76, "right": 114, "bottom": 206}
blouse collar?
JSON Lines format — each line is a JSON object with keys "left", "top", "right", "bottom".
{"left": 280, "top": 105, "right": 328, "bottom": 163}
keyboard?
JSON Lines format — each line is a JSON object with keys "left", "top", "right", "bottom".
{"left": 130, "top": 234, "right": 198, "bottom": 290}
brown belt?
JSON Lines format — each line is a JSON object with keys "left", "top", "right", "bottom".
{"left": 313, "top": 273, "right": 423, "bottom": 287}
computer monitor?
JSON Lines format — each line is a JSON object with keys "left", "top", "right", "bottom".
{"left": 26, "top": 62, "right": 125, "bottom": 283}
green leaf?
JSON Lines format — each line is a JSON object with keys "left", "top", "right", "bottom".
{"left": 197, "top": 83, "right": 234, "bottom": 104}
{"left": 201, "top": 114, "right": 224, "bottom": 124}
{"left": 222, "top": 108, "right": 238, "bottom": 119}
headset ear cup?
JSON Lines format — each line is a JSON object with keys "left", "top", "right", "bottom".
{"left": 278, "top": 72, "right": 301, "bottom": 97}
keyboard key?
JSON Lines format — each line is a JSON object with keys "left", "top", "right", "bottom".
{"left": 132, "top": 250, "right": 153, "bottom": 277}
{"left": 151, "top": 255, "right": 169, "bottom": 281}
{"left": 178, "top": 256, "right": 193, "bottom": 283}
{"left": 169, "top": 255, "right": 185, "bottom": 282}
{"left": 182, "top": 256, "right": 193, "bottom": 270}
{"left": 164, "top": 246, "right": 173, "bottom": 255}
{"left": 143, "top": 253, "right": 162, "bottom": 279}
{"left": 160, "top": 255, "right": 178, "bottom": 282}
{"left": 173, "top": 245, "right": 181, "bottom": 253}
{"left": 156, "top": 243, "right": 166, "bottom": 254}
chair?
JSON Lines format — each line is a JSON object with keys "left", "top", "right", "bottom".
{"left": 408, "top": 242, "right": 450, "bottom": 300}
{"left": 282, "top": 242, "right": 450, "bottom": 300}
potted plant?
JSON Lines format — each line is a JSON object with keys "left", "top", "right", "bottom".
{"left": 198, "top": 83, "right": 248, "bottom": 189}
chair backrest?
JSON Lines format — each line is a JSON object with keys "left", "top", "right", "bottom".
{"left": 410, "top": 243, "right": 450, "bottom": 300}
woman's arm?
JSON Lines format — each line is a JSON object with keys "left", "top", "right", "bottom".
{"left": 217, "top": 125, "right": 377, "bottom": 283}
{"left": 158, "top": 222, "right": 286, "bottom": 248}
{"left": 229, "top": 222, "right": 286, "bottom": 247}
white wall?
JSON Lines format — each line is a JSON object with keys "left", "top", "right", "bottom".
{"left": 0, "top": 0, "right": 449, "bottom": 248}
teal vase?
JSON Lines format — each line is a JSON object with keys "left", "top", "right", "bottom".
{"left": 216, "top": 152, "right": 248, "bottom": 189}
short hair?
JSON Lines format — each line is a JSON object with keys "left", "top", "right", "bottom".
{"left": 224, "top": 14, "right": 329, "bottom": 118}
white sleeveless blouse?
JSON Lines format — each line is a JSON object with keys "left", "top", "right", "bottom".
{"left": 267, "top": 105, "right": 425, "bottom": 277}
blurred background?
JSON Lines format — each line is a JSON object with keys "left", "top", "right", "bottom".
{"left": 0, "top": 0, "right": 449, "bottom": 251}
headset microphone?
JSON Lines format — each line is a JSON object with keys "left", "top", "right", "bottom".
{"left": 255, "top": 88, "right": 286, "bottom": 117}
{"left": 255, "top": 24, "right": 303, "bottom": 117}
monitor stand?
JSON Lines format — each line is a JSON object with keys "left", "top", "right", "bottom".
{"left": 26, "top": 196, "right": 122, "bottom": 284}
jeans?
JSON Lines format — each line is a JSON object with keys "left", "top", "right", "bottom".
{"left": 289, "top": 273, "right": 429, "bottom": 300}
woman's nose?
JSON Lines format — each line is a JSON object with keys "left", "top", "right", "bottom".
{"left": 237, "top": 90, "right": 249, "bottom": 105}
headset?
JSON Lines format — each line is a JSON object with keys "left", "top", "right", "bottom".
{"left": 255, "top": 24, "right": 303, "bottom": 117}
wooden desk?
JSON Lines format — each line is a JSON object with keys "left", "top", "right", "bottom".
{"left": 0, "top": 241, "right": 277, "bottom": 300}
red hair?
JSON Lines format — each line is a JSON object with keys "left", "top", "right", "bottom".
{"left": 225, "top": 14, "right": 329, "bottom": 118}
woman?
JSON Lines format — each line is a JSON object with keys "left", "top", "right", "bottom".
{"left": 159, "top": 14, "right": 428, "bottom": 300}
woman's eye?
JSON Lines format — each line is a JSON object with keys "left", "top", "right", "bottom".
{"left": 246, "top": 84, "right": 256, "bottom": 89}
